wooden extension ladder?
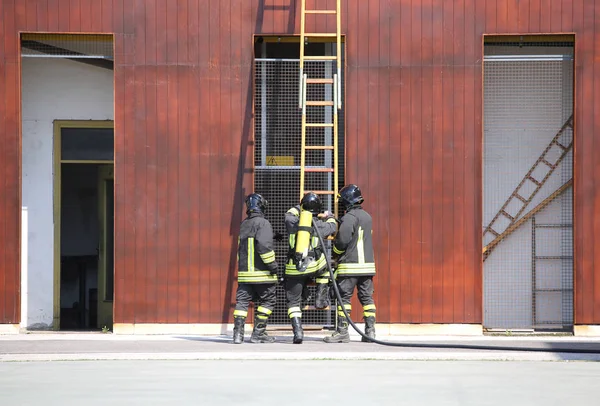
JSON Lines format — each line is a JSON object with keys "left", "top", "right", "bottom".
{"left": 298, "top": 0, "right": 342, "bottom": 217}
{"left": 483, "top": 115, "right": 574, "bottom": 261}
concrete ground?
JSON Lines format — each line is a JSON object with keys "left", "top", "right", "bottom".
{"left": 1, "top": 359, "right": 600, "bottom": 406}
{"left": 1, "top": 331, "right": 600, "bottom": 361}
{"left": 1, "top": 332, "right": 599, "bottom": 405}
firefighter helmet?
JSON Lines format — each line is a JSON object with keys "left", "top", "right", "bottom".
{"left": 245, "top": 193, "right": 268, "bottom": 214}
{"left": 338, "top": 184, "right": 364, "bottom": 208}
{"left": 301, "top": 192, "right": 322, "bottom": 215}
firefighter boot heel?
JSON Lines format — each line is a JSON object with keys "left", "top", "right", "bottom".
{"left": 361, "top": 316, "right": 376, "bottom": 342}
{"left": 324, "top": 316, "right": 350, "bottom": 343}
{"left": 315, "top": 284, "right": 330, "bottom": 309}
{"left": 291, "top": 317, "right": 304, "bottom": 344}
{"left": 232, "top": 317, "right": 245, "bottom": 344}
{"left": 250, "top": 320, "right": 276, "bottom": 343}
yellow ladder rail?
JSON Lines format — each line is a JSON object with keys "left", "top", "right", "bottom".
{"left": 299, "top": 0, "right": 342, "bottom": 217}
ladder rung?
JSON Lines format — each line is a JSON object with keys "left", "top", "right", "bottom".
{"left": 306, "top": 78, "right": 335, "bottom": 84}
{"left": 306, "top": 190, "right": 335, "bottom": 195}
{"left": 500, "top": 210, "right": 514, "bottom": 221}
{"left": 306, "top": 123, "right": 334, "bottom": 128}
{"left": 303, "top": 56, "right": 337, "bottom": 61}
{"left": 305, "top": 168, "right": 335, "bottom": 173}
{"left": 541, "top": 158, "right": 555, "bottom": 168}
{"left": 305, "top": 145, "right": 335, "bottom": 150}
{"left": 487, "top": 228, "right": 500, "bottom": 237}
{"left": 305, "top": 10, "right": 336, "bottom": 14}
{"left": 528, "top": 176, "right": 541, "bottom": 186}
{"left": 304, "top": 33, "right": 338, "bottom": 37}
{"left": 515, "top": 194, "right": 528, "bottom": 203}
{"left": 554, "top": 141, "right": 568, "bottom": 150}
{"left": 306, "top": 101, "right": 335, "bottom": 106}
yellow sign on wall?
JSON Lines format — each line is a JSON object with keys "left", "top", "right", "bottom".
{"left": 266, "top": 156, "right": 294, "bottom": 166}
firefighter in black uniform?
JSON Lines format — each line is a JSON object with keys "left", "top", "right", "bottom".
{"left": 324, "top": 184, "right": 376, "bottom": 343}
{"left": 284, "top": 192, "right": 338, "bottom": 344}
{"left": 232, "top": 193, "right": 279, "bottom": 344}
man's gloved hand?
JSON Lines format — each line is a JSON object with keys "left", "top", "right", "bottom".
{"left": 273, "top": 232, "right": 284, "bottom": 242}
{"left": 269, "top": 262, "right": 279, "bottom": 275}
{"left": 318, "top": 210, "right": 334, "bottom": 220}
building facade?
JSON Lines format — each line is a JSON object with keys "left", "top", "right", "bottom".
{"left": 0, "top": 0, "right": 599, "bottom": 335}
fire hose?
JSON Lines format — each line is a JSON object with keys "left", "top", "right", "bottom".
{"left": 312, "top": 217, "right": 600, "bottom": 354}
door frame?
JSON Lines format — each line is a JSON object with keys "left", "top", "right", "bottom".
{"left": 97, "top": 165, "right": 114, "bottom": 329}
{"left": 52, "top": 119, "right": 114, "bottom": 330}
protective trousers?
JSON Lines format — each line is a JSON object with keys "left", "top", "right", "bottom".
{"left": 324, "top": 276, "right": 376, "bottom": 343}
{"left": 233, "top": 283, "right": 277, "bottom": 343}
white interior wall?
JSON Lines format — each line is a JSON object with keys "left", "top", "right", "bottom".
{"left": 483, "top": 46, "right": 573, "bottom": 330}
{"left": 21, "top": 58, "right": 113, "bottom": 329}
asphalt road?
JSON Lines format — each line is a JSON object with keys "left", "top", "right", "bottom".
{"left": 0, "top": 360, "right": 599, "bottom": 406}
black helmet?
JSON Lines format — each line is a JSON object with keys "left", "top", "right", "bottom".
{"left": 245, "top": 193, "right": 268, "bottom": 214}
{"left": 338, "top": 184, "right": 364, "bottom": 208}
{"left": 301, "top": 192, "right": 322, "bottom": 215}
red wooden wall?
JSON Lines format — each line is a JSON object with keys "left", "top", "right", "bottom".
{"left": 1, "top": 0, "right": 599, "bottom": 325}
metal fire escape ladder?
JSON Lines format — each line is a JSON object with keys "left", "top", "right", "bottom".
{"left": 299, "top": 0, "right": 342, "bottom": 218}
{"left": 483, "top": 115, "right": 574, "bottom": 261}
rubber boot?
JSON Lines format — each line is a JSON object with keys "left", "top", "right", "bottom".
{"left": 232, "top": 316, "right": 245, "bottom": 344}
{"left": 291, "top": 317, "right": 304, "bottom": 344}
{"left": 315, "top": 284, "right": 330, "bottom": 309}
{"left": 250, "top": 317, "right": 276, "bottom": 343}
{"left": 361, "top": 316, "right": 376, "bottom": 342}
{"left": 323, "top": 316, "right": 350, "bottom": 343}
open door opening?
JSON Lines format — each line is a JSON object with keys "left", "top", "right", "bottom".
{"left": 55, "top": 123, "right": 114, "bottom": 331}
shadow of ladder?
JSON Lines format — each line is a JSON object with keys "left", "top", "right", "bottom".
{"left": 483, "top": 115, "right": 574, "bottom": 261}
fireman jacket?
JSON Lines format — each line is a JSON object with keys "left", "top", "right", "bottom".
{"left": 332, "top": 206, "right": 376, "bottom": 277}
{"left": 237, "top": 211, "right": 279, "bottom": 284}
{"left": 284, "top": 205, "right": 338, "bottom": 277}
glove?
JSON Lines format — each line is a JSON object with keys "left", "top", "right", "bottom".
{"left": 273, "top": 232, "right": 284, "bottom": 242}
{"left": 269, "top": 262, "right": 279, "bottom": 275}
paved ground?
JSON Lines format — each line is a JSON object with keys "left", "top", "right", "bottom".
{"left": 1, "top": 360, "right": 599, "bottom": 405}
{"left": 1, "top": 332, "right": 600, "bottom": 361}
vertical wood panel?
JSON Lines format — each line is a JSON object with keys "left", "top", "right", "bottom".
{"left": 207, "top": 0, "right": 221, "bottom": 321}
{"left": 431, "top": 0, "right": 445, "bottom": 322}
{"left": 197, "top": 0, "right": 211, "bottom": 323}
{"left": 539, "top": 0, "right": 551, "bottom": 32}
{"left": 420, "top": 0, "right": 434, "bottom": 323}
{"left": 0, "top": 6, "right": 6, "bottom": 323}
{"left": 166, "top": 63, "right": 179, "bottom": 323}
{"left": 593, "top": 0, "right": 600, "bottom": 324}
{"left": 463, "top": 0, "right": 479, "bottom": 322}
{"left": 155, "top": 62, "right": 169, "bottom": 323}
{"left": 176, "top": 3, "right": 191, "bottom": 324}
{"left": 398, "top": 0, "right": 412, "bottom": 322}
{"left": 187, "top": 0, "right": 201, "bottom": 323}
{"left": 579, "top": 0, "right": 595, "bottom": 325}
{"left": 375, "top": 0, "right": 390, "bottom": 323}
{"left": 387, "top": 0, "right": 402, "bottom": 323}
{"left": 473, "top": 0, "right": 485, "bottom": 324}
{"left": 217, "top": 0, "right": 231, "bottom": 323}
{"left": 529, "top": 0, "right": 541, "bottom": 33}
{"left": 441, "top": 0, "right": 455, "bottom": 322}
{"left": 133, "top": 65, "right": 147, "bottom": 323}
{"left": 69, "top": 0, "right": 81, "bottom": 31}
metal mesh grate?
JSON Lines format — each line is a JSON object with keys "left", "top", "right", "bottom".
{"left": 21, "top": 34, "right": 113, "bottom": 59}
{"left": 483, "top": 42, "right": 574, "bottom": 331}
{"left": 254, "top": 47, "right": 345, "bottom": 327}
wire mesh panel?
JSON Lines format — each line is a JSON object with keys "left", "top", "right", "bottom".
{"left": 21, "top": 34, "right": 113, "bottom": 59}
{"left": 483, "top": 42, "right": 574, "bottom": 331}
{"left": 254, "top": 47, "right": 345, "bottom": 326}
